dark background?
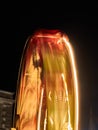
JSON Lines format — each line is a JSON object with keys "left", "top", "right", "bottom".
{"left": 0, "top": 6, "right": 98, "bottom": 130}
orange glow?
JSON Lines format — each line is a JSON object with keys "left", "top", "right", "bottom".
{"left": 12, "top": 29, "right": 79, "bottom": 130}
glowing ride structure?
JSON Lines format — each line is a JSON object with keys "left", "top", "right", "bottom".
{"left": 12, "top": 30, "right": 79, "bottom": 130}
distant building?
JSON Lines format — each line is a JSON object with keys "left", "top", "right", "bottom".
{"left": 0, "top": 90, "right": 15, "bottom": 130}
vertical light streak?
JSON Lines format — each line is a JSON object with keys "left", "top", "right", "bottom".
{"left": 44, "top": 109, "right": 47, "bottom": 130}
{"left": 63, "top": 37, "right": 79, "bottom": 130}
{"left": 61, "top": 73, "right": 68, "bottom": 99}
{"left": 37, "top": 88, "right": 44, "bottom": 130}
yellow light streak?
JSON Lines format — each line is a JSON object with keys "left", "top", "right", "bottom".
{"left": 63, "top": 37, "right": 79, "bottom": 130}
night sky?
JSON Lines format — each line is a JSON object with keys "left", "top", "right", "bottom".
{"left": 0, "top": 9, "right": 98, "bottom": 130}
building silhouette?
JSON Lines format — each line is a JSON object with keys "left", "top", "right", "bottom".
{"left": 0, "top": 90, "right": 15, "bottom": 130}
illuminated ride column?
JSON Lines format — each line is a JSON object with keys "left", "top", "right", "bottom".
{"left": 11, "top": 29, "right": 79, "bottom": 130}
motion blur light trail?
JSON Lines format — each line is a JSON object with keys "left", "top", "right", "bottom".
{"left": 12, "top": 29, "right": 79, "bottom": 130}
